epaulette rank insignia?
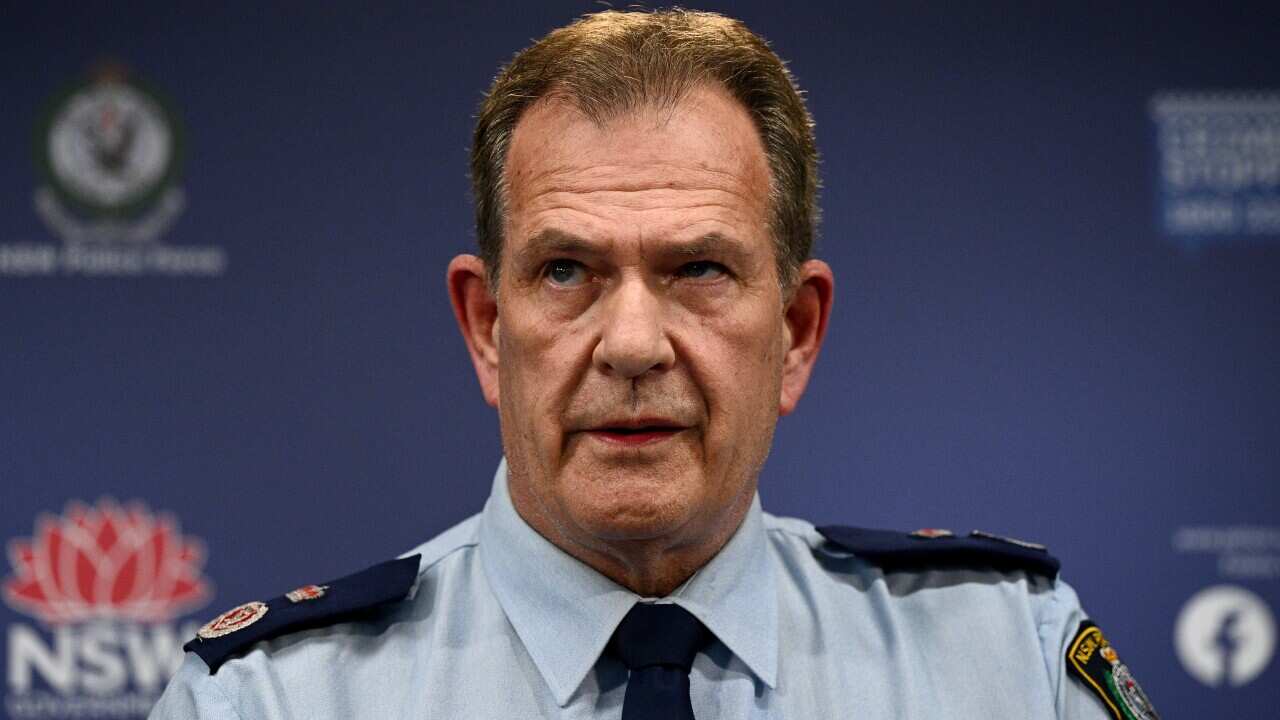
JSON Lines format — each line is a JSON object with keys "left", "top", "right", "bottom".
{"left": 1066, "top": 620, "right": 1159, "bottom": 719}
{"left": 185, "top": 554, "right": 421, "bottom": 673}
{"left": 816, "top": 526, "right": 1061, "bottom": 577}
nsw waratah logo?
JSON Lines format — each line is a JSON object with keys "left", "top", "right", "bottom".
{"left": 3, "top": 500, "right": 212, "bottom": 717}
{"left": 4, "top": 499, "right": 211, "bottom": 624}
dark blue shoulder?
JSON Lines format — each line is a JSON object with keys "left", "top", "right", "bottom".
{"left": 816, "top": 526, "right": 1060, "bottom": 577}
{"left": 184, "top": 554, "right": 421, "bottom": 673}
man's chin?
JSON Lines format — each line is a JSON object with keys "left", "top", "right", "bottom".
{"left": 581, "top": 512, "right": 689, "bottom": 543}
{"left": 561, "top": 475, "right": 702, "bottom": 543}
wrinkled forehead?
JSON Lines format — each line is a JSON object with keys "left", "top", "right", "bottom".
{"left": 501, "top": 83, "right": 773, "bottom": 236}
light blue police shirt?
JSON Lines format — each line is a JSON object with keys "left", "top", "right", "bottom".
{"left": 150, "top": 460, "right": 1113, "bottom": 719}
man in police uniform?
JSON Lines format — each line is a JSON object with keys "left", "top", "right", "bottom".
{"left": 151, "top": 9, "right": 1156, "bottom": 720}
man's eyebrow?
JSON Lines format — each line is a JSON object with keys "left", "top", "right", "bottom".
{"left": 514, "top": 229, "right": 599, "bottom": 266}
{"left": 514, "top": 229, "right": 753, "bottom": 264}
{"left": 670, "top": 232, "right": 752, "bottom": 261}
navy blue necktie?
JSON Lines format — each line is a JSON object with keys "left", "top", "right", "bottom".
{"left": 608, "top": 603, "right": 712, "bottom": 720}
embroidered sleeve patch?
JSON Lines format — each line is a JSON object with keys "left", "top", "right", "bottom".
{"left": 1066, "top": 620, "right": 1159, "bottom": 720}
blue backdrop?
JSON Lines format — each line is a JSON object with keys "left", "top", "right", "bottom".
{"left": 2, "top": 2, "right": 1277, "bottom": 718}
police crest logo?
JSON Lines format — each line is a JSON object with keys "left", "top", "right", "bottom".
{"left": 0, "top": 61, "right": 227, "bottom": 277}
{"left": 31, "top": 62, "right": 192, "bottom": 254}
{"left": 38, "top": 63, "right": 181, "bottom": 222}
{"left": 1067, "top": 621, "right": 1159, "bottom": 720}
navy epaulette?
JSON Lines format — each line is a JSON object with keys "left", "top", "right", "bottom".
{"left": 816, "top": 526, "right": 1060, "bottom": 577}
{"left": 185, "top": 554, "right": 421, "bottom": 673}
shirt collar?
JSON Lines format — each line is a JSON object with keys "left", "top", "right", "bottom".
{"left": 478, "top": 459, "right": 779, "bottom": 707}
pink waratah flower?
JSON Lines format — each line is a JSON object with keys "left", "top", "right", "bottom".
{"left": 4, "top": 499, "right": 211, "bottom": 624}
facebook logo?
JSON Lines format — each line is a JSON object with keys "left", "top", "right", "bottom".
{"left": 1176, "top": 585, "right": 1276, "bottom": 687}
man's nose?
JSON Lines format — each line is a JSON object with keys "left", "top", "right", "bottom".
{"left": 592, "top": 277, "right": 675, "bottom": 379}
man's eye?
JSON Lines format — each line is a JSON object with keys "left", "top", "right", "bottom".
{"left": 675, "top": 261, "right": 728, "bottom": 281}
{"left": 544, "top": 259, "right": 588, "bottom": 287}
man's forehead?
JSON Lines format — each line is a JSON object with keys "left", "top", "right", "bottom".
{"left": 503, "top": 83, "right": 771, "bottom": 203}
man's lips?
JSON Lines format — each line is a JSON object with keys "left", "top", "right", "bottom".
{"left": 578, "top": 419, "right": 689, "bottom": 446}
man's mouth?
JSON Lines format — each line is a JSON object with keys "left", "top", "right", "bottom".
{"left": 583, "top": 420, "right": 687, "bottom": 446}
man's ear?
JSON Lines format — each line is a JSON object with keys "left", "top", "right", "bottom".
{"left": 779, "top": 259, "right": 834, "bottom": 416}
{"left": 447, "top": 254, "right": 500, "bottom": 408}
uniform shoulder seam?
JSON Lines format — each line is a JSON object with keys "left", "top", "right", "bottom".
{"left": 411, "top": 538, "right": 478, "bottom": 584}
{"left": 761, "top": 512, "right": 819, "bottom": 542}
{"left": 401, "top": 513, "right": 482, "bottom": 580}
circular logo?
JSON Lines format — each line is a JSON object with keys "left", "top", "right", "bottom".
{"left": 1175, "top": 585, "right": 1276, "bottom": 687}
{"left": 198, "top": 601, "right": 269, "bottom": 640}
{"left": 37, "top": 68, "right": 181, "bottom": 217}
